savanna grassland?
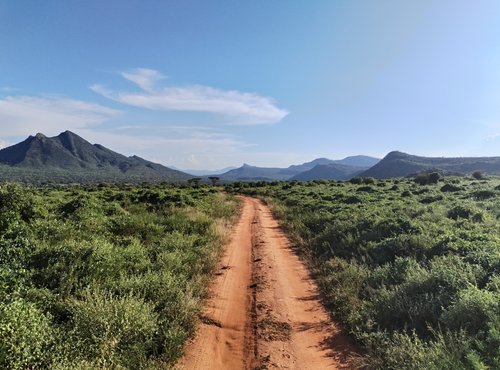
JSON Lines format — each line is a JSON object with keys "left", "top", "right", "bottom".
{"left": 0, "top": 183, "right": 236, "bottom": 369}
{"left": 228, "top": 175, "right": 500, "bottom": 369}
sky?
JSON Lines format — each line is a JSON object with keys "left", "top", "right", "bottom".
{"left": 1, "top": 1, "right": 500, "bottom": 170}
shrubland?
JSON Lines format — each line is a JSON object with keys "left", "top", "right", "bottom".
{"left": 228, "top": 176, "right": 500, "bottom": 369}
{"left": 0, "top": 183, "right": 236, "bottom": 369}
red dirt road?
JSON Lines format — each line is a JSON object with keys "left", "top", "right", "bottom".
{"left": 177, "top": 197, "right": 354, "bottom": 370}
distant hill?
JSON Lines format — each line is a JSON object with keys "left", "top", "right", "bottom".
{"left": 288, "top": 155, "right": 379, "bottom": 173}
{"left": 218, "top": 155, "right": 379, "bottom": 181}
{"left": 334, "top": 155, "right": 380, "bottom": 167}
{"left": 218, "top": 164, "right": 297, "bottom": 181}
{"left": 361, "top": 151, "right": 500, "bottom": 178}
{"left": 287, "top": 158, "right": 338, "bottom": 173}
{"left": 292, "top": 163, "right": 367, "bottom": 181}
{"left": 0, "top": 131, "right": 192, "bottom": 184}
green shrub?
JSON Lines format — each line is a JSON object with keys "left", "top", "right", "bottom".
{"left": 441, "top": 286, "right": 499, "bottom": 335}
{"left": 0, "top": 299, "right": 55, "bottom": 370}
{"left": 414, "top": 172, "right": 441, "bottom": 185}
{"left": 67, "top": 290, "right": 159, "bottom": 368}
{"left": 441, "top": 183, "right": 462, "bottom": 192}
{"left": 474, "top": 190, "right": 496, "bottom": 200}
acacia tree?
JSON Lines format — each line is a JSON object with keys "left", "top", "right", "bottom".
{"left": 187, "top": 178, "right": 202, "bottom": 187}
{"left": 208, "top": 176, "right": 220, "bottom": 186}
{"left": 472, "top": 171, "right": 484, "bottom": 180}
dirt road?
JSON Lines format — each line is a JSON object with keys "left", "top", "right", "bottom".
{"left": 177, "top": 197, "right": 354, "bottom": 370}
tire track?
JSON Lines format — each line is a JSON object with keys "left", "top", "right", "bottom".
{"left": 177, "top": 197, "right": 355, "bottom": 370}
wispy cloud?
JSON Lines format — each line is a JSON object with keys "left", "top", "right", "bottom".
{"left": 121, "top": 68, "right": 165, "bottom": 92}
{"left": 0, "top": 95, "right": 121, "bottom": 137}
{"left": 77, "top": 125, "right": 252, "bottom": 168}
{"left": 91, "top": 68, "right": 289, "bottom": 124}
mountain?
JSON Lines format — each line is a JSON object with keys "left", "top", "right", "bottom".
{"left": 292, "top": 163, "right": 367, "bottom": 181}
{"left": 287, "top": 158, "right": 338, "bottom": 173}
{"left": 361, "top": 151, "right": 500, "bottom": 178}
{"left": 218, "top": 163, "right": 297, "bottom": 181}
{"left": 287, "top": 155, "right": 380, "bottom": 173}
{"left": 219, "top": 155, "right": 379, "bottom": 182}
{"left": 334, "top": 155, "right": 380, "bottom": 167}
{"left": 0, "top": 131, "right": 192, "bottom": 184}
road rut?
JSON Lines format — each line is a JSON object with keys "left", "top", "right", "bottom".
{"left": 177, "top": 197, "right": 354, "bottom": 369}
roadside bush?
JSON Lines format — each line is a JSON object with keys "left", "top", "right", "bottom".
{"left": 359, "top": 330, "right": 473, "bottom": 370}
{"left": 67, "top": 290, "right": 158, "bottom": 368}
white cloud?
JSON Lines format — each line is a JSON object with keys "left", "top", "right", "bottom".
{"left": 91, "top": 68, "right": 289, "bottom": 124}
{"left": 0, "top": 138, "right": 10, "bottom": 149}
{"left": 76, "top": 125, "right": 251, "bottom": 169}
{"left": 121, "top": 68, "right": 165, "bottom": 92}
{"left": 0, "top": 95, "right": 121, "bottom": 137}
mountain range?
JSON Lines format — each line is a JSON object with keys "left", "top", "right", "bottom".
{"left": 216, "top": 156, "right": 379, "bottom": 182}
{"left": 1, "top": 132, "right": 500, "bottom": 184}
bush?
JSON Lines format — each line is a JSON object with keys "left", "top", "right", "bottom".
{"left": 474, "top": 190, "right": 496, "bottom": 200}
{"left": 441, "top": 183, "right": 462, "bottom": 192}
{"left": 0, "top": 299, "right": 55, "bottom": 370}
{"left": 447, "top": 204, "right": 482, "bottom": 221}
{"left": 359, "top": 330, "right": 474, "bottom": 370}
{"left": 441, "top": 286, "right": 499, "bottom": 334}
{"left": 67, "top": 290, "right": 159, "bottom": 368}
{"left": 414, "top": 172, "right": 441, "bottom": 185}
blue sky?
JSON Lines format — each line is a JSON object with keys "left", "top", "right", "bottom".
{"left": 1, "top": 1, "right": 500, "bottom": 170}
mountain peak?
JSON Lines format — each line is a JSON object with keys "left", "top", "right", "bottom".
{"left": 0, "top": 130, "right": 192, "bottom": 183}
{"left": 57, "top": 130, "right": 80, "bottom": 138}
{"left": 384, "top": 151, "right": 411, "bottom": 160}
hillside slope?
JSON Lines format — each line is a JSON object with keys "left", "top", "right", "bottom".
{"left": 0, "top": 131, "right": 192, "bottom": 183}
{"left": 292, "top": 163, "right": 367, "bottom": 181}
{"left": 361, "top": 151, "right": 500, "bottom": 178}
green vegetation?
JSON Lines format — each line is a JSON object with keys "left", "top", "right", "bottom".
{"left": 0, "top": 183, "right": 236, "bottom": 369}
{"left": 228, "top": 176, "right": 500, "bottom": 369}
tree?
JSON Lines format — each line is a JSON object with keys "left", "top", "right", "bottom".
{"left": 187, "top": 178, "right": 202, "bottom": 187}
{"left": 472, "top": 171, "right": 484, "bottom": 180}
{"left": 208, "top": 176, "right": 220, "bottom": 186}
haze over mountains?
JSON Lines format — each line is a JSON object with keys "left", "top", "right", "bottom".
{"left": 1, "top": 132, "right": 500, "bottom": 184}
